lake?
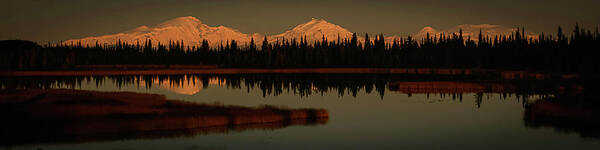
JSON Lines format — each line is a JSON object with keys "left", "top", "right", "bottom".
{"left": 0, "top": 74, "right": 598, "bottom": 150}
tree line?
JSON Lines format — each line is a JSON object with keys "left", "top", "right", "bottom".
{"left": 1, "top": 24, "right": 598, "bottom": 73}
{"left": 1, "top": 74, "right": 564, "bottom": 99}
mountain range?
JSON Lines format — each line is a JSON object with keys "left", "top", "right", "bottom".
{"left": 64, "top": 16, "right": 537, "bottom": 47}
{"left": 412, "top": 24, "right": 538, "bottom": 41}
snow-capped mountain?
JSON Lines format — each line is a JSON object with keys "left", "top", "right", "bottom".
{"left": 64, "top": 16, "right": 537, "bottom": 48}
{"left": 414, "top": 26, "right": 439, "bottom": 38}
{"left": 64, "top": 16, "right": 262, "bottom": 47}
{"left": 412, "top": 24, "right": 538, "bottom": 41}
{"left": 65, "top": 17, "right": 358, "bottom": 48}
{"left": 268, "top": 18, "right": 354, "bottom": 43}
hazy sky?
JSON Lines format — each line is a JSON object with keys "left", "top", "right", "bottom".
{"left": 2, "top": 0, "right": 599, "bottom": 43}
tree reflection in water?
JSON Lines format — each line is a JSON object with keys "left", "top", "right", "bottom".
{"left": 1, "top": 74, "right": 597, "bottom": 145}
{"left": 0, "top": 74, "right": 581, "bottom": 98}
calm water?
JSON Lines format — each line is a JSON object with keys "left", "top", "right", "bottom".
{"left": 1, "top": 74, "right": 599, "bottom": 150}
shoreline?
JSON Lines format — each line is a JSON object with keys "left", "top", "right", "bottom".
{"left": 1, "top": 68, "right": 469, "bottom": 76}
{"left": 0, "top": 89, "right": 328, "bottom": 146}
{"left": 0, "top": 68, "right": 578, "bottom": 80}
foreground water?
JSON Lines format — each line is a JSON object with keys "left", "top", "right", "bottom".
{"left": 1, "top": 74, "right": 598, "bottom": 150}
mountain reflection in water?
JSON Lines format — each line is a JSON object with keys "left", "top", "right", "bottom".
{"left": 0, "top": 74, "right": 599, "bottom": 149}
{"left": 136, "top": 77, "right": 226, "bottom": 95}
{"left": 0, "top": 74, "right": 582, "bottom": 98}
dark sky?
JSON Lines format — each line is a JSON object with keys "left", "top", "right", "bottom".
{"left": 2, "top": 0, "right": 599, "bottom": 43}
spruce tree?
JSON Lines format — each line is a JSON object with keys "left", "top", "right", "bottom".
{"left": 249, "top": 37, "right": 256, "bottom": 51}
{"left": 261, "top": 36, "right": 269, "bottom": 51}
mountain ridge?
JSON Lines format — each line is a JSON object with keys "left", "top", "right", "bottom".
{"left": 64, "top": 16, "right": 536, "bottom": 47}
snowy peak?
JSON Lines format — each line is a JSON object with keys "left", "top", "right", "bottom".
{"left": 64, "top": 16, "right": 539, "bottom": 48}
{"left": 64, "top": 16, "right": 254, "bottom": 47}
{"left": 291, "top": 18, "right": 336, "bottom": 31}
{"left": 155, "top": 16, "right": 205, "bottom": 29}
{"left": 413, "top": 24, "right": 538, "bottom": 41}
{"left": 411, "top": 26, "right": 441, "bottom": 40}
{"left": 65, "top": 17, "right": 359, "bottom": 48}
{"left": 154, "top": 16, "right": 208, "bottom": 33}
{"left": 160, "top": 16, "right": 201, "bottom": 24}
{"left": 270, "top": 18, "right": 354, "bottom": 42}
{"left": 418, "top": 26, "right": 438, "bottom": 35}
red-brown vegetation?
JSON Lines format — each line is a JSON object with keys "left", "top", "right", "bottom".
{"left": 0, "top": 89, "right": 328, "bottom": 146}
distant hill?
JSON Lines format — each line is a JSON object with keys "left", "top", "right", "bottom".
{"left": 0, "top": 40, "right": 40, "bottom": 50}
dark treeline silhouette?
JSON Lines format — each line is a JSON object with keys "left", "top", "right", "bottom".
{"left": 1, "top": 24, "right": 598, "bottom": 73}
{"left": 0, "top": 74, "right": 579, "bottom": 99}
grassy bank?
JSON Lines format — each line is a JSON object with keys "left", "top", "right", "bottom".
{"left": 0, "top": 89, "right": 328, "bottom": 146}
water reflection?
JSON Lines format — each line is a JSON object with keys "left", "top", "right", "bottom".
{"left": 524, "top": 93, "right": 600, "bottom": 139}
{"left": 1, "top": 74, "right": 598, "bottom": 149}
{"left": 136, "top": 77, "right": 225, "bottom": 95}
{"left": 0, "top": 89, "right": 328, "bottom": 147}
{"left": 0, "top": 74, "right": 581, "bottom": 98}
